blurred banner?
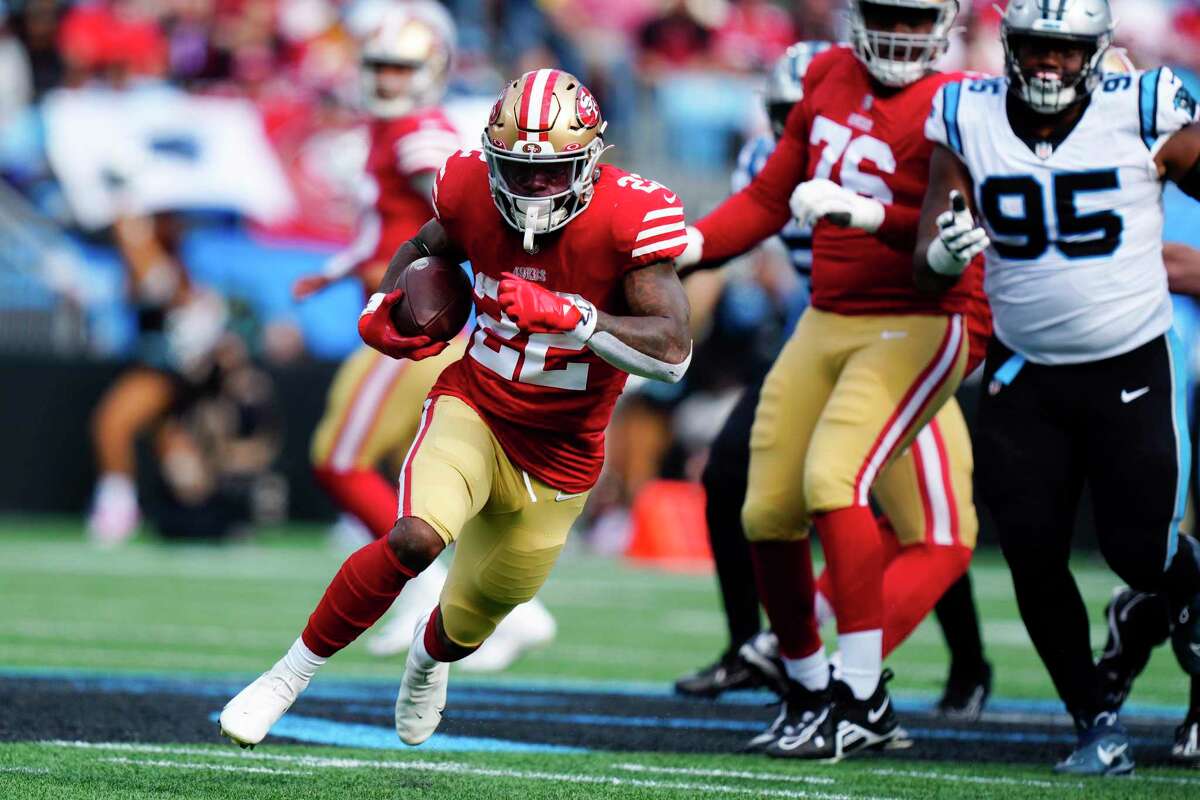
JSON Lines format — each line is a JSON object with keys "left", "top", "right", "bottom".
{"left": 43, "top": 86, "right": 296, "bottom": 230}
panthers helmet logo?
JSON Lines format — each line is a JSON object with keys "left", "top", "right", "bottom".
{"left": 1175, "top": 86, "right": 1198, "bottom": 121}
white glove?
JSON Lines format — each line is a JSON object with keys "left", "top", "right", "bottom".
{"left": 789, "top": 178, "right": 885, "bottom": 233}
{"left": 673, "top": 225, "right": 704, "bottom": 271}
{"left": 926, "top": 190, "right": 990, "bottom": 277}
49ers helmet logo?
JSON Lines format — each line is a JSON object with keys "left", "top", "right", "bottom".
{"left": 488, "top": 91, "right": 505, "bottom": 126}
{"left": 576, "top": 86, "right": 600, "bottom": 128}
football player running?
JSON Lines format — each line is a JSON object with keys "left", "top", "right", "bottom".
{"left": 675, "top": 0, "right": 988, "bottom": 760}
{"left": 292, "top": 4, "right": 554, "bottom": 671}
{"left": 220, "top": 69, "right": 692, "bottom": 748}
{"left": 918, "top": 0, "right": 1200, "bottom": 775}
{"left": 675, "top": 42, "right": 994, "bottom": 723}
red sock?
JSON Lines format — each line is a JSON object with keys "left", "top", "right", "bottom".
{"left": 880, "top": 543, "right": 972, "bottom": 656}
{"left": 812, "top": 506, "right": 883, "bottom": 634}
{"left": 749, "top": 540, "right": 821, "bottom": 659}
{"left": 301, "top": 536, "right": 416, "bottom": 657}
{"left": 815, "top": 515, "right": 900, "bottom": 612}
{"left": 422, "top": 606, "right": 479, "bottom": 663}
{"left": 313, "top": 467, "right": 398, "bottom": 539}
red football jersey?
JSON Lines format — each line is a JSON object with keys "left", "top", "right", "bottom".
{"left": 696, "top": 46, "right": 984, "bottom": 318}
{"left": 429, "top": 150, "right": 688, "bottom": 493}
{"left": 364, "top": 109, "right": 460, "bottom": 269}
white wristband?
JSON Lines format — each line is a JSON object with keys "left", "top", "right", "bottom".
{"left": 926, "top": 239, "right": 969, "bottom": 277}
{"left": 362, "top": 292, "right": 386, "bottom": 317}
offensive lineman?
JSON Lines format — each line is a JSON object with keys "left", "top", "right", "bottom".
{"left": 292, "top": 4, "right": 554, "bottom": 669}
{"left": 918, "top": 0, "right": 1200, "bottom": 775}
{"left": 219, "top": 69, "right": 693, "bottom": 747}
{"left": 675, "top": 41, "right": 993, "bottom": 722}
{"left": 675, "top": 0, "right": 986, "bottom": 760}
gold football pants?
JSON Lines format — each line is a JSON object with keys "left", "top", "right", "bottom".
{"left": 398, "top": 395, "right": 587, "bottom": 647}
{"left": 310, "top": 339, "right": 468, "bottom": 474}
{"left": 743, "top": 307, "right": 971, "bottom": 544}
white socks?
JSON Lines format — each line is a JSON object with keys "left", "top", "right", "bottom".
{"left": 410, "top": 620, "right": 437, "bottom": 668}
{"left": 838, "top": 629, "right": 883, "bottom": 700}
{"left": 783, "top": 648, "right": 830, "bottom": 692}
{"left": 813, "top": 589, "right": 835, "bottom": 628}
{"left": 282, "top": 637, "right": 326, "bottom": 683}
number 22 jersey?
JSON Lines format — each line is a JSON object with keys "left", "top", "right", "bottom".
{"left": 927, "top": 68, "right": 1199, "bottom": 365}
{"left": 429, "top": 149, "right": 688, "bottom": 493}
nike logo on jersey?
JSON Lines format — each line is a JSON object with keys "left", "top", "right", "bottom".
{"left": 1097, "top": 742, "right": 1128, "bottom": 766}
{"left": 663, "top": 193, "right": 677, "bottom": 203}
{"left": 555, "top": 491, "right": 586, "bottom": 503}
{"left": 867, "top": 696, "right": 891, "bottom": 724}
{"left": 1121, "top": 387, "right": 1150, "bottom": 404}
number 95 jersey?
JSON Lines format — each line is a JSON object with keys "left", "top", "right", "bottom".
{"left": 927, "top": 69, "right": 1199, "bottom": 365}
{"left": 428, "top": 149, "right": 688, "bottom": 493}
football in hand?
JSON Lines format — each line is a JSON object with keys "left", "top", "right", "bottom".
{"left": 389, "top": 256, "right": 473, "bottom": 342}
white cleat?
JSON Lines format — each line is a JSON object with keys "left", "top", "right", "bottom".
{"left": 219, "top": 659, "right": 309, "bottom": 748}
{"left": 395, "top": 614, "right": 449, "bottom": 745}
{"left": 86, "top": 474, "right": 140, "bottom": 548}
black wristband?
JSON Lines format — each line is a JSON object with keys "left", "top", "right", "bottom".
{"left": 411, "top": 237, "right": 432, "bottom": 258}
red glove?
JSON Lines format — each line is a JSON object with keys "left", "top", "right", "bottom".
{"left": 497, "top": 272, "right": 596, "bottom": 338}
{"left": 358, "top": 290, "right": 450, "bottom": 361}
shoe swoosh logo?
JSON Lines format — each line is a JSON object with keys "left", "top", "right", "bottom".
{"left": 1097, "top": 743, "right": 1128, "bottom": 766}
{"left": 555, "top": 491, "right": 586, "bottom": 502}
{"left": 1190, "top": 642, "right": 1200, "bottom": 658}
{"left": 1121, "top": 387, "right": 1150, "bottom": 404}
{"left": 867, "top": 697, "right": 890, "bottom": 724}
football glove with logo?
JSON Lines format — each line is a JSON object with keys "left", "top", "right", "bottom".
{"left": 497, "top": 272, "right": 597, "bottom": 343}
{"left": 358, "top": 290, "right": 450, "bottom": 360}
{"left": 789, "top": 178, "right": 885, "bottom": 232}
{"left": 926, "top": 191, "right": 990, "bottom": 276}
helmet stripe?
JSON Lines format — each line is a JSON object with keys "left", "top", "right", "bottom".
{"left": 518, "top": 72, "right": 539, "bottom": 137}
{"left": 522, "top": 68, "right": 556, "bottom": 141}
{"left": 538, "top": 69, "right": 562, "bottom": 140}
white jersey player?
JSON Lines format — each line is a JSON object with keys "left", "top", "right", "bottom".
{"left": 914, "top": 0, "right": 1200, "bottom": 778}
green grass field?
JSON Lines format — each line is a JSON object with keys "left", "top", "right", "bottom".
{"left": 1, "top": 517, "right": 1197, "bottom": 798}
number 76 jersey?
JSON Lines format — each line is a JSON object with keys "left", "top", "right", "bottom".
{"left": 927, "top": 69, "right": 1199, "bottom": 365}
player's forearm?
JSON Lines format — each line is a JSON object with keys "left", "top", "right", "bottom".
{"left": 592, "top": 310, "right": 691, "bottom": 366}
{"left": 1166, "top": 242, "right": 1200, "bottom": 297}
{"left": 695, "top": 190, "right": 793, "bottom": 267}
{"left": 377, "top": 218, "right": 460, "bottom": 293}
{"left": 876, "top": 204, "right": 922, "bottom": 251}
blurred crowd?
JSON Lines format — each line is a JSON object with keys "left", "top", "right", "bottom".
{"left": 3, "top": 0, "right": 1200, "bottom": 543}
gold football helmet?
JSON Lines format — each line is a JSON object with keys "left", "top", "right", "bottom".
{"left": 482, "top": 69, "right": 608, "bottom": 253}
{"left": 849, "top": 0, "right": 959, "bottom": 87}
{"left": 359, "top": 3, "right": 453, "bottom": 119}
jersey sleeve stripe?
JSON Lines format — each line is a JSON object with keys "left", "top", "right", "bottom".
{"left": 635, "top": 221, "right": 686, "bottom": 241}
{"left": 631, "top": 235, "right": 690, "bottom": 259}
{"left": 943, "top": 81, "right": 964, "bottom": 156}
{"left": 1140, "top": 68, "right": 1161, "bottom": 149}
{"left": 642, "top": 207, "right": 684, "bottom": 222}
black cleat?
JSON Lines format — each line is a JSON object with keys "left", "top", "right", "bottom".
{"left": 737, "top": 631, "right": 788, "bottom": 697}
{"left": 1174, "top": 711, "right": 1200, "bottom": 764}
{"left": 1172, "top": 593, "right": 1200, "bottom": 677}
{"left": 1055, "top": 712, "right": 1134, "bottom": 776}
{"left": 936, "top": 660, "right": 993, "bottom": 721}
{"left": 767, "top": 669, "right": 904, "bottom": 761}
{"left": 1097, "top": 587, "right": 1169, "bottom": 711}
{"left": 746, "top": 678, "right": 832, "bottom": 754}
{"left": 674, "top": 648, "right": 764, "bottom": 698}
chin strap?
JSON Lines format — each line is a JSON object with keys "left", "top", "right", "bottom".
{"left": 523, "top": 206, "right": 539, "bottom": 253}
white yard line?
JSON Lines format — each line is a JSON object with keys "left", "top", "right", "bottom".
{"left": 866, "top": 767, "right": 1080, "bottom": 790}
{"left": 616, "top": 763, "right": 836, "bottom": 785}
{"left": 46, "top": 742, "right": 894, "bottom": 800}
{"left": 0, "top": 766, "right": 51, "bottom": 775}
{"left": 101, "top": 756, "right": 312, "bottom": 776}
